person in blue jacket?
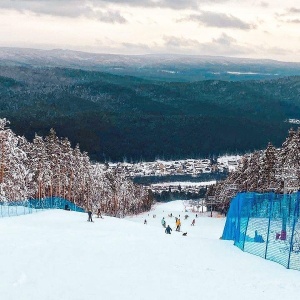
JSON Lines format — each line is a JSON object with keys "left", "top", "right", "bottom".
{"left": 87, "top": 209, "right": 93, "bottom": 222}
{"left": 165, "top": 225, "right": 172, "bottom": 234}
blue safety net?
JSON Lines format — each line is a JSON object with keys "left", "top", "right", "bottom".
{"left": 222, "top": 192, "right": 300, "bottom": 271}
{"left": 0, "top": 197, "right": 85, "bottom": 218}
{"left": 28, "top": 197, "right": 85, "bottom": 212}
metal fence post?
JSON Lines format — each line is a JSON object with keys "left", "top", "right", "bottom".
{"left": 287, "top": 193, "right": 299, "bottom": 269}
{"left": 265, "top": 192, "right": 273, "bottom": 259}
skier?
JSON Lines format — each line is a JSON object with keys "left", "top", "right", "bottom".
{"left": 161, "top": 217, "right": 166, "bottom": 228}
{"left": 87, "top": 209, "right": 93, "bottom": 222}
{"left": 144, "top": 219, "right": 147, "bottom": 225}
{"left": 97, "top": 208, "right": 103, "bottom": 218}
{"left": 165, "top": 225, "right": 172, "bottom": 234}
{"left": 191, "top": 219, "right": 195, "bottom": 226}
{"left": 176, "top": 218, "right": 181, "bottom": 231}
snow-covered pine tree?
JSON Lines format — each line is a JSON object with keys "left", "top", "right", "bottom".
{"left": 0, "top": 119, "right": 30, "bottom": 201}
{"left": 278, "top": 128, "right": 300, "bottom": 191}
{"left": 0, "top": 118, "right": 154, "bottom": 215}
{"left": 30, "top": 134, "right": 51, "bottom": 199}
{"left": 259, "top": 142, "right": 278, "bottom": 192}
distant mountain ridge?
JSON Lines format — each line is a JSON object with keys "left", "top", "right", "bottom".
{"left": 0, "top": 47, "right": 300, "bottom": 82}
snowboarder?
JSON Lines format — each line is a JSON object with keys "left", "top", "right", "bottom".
{"left": 87, "top": 210, "right": 93, "bottom": 222}
{"left": 161, "top": 217, "right": 166, "bottom": 228}
{"left": 165, "top": 225, "right": 172, "bottom": 234}
{"left": 191, "top": 219, "right": 195, "bottom": 226}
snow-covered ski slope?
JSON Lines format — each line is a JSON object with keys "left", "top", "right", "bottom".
{"left": 0, "top": 201, "right": 299, "bottom": 300}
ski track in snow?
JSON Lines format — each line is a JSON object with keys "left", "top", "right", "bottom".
{"left": 0, "top": 200, "right": 300, "bottom": 300}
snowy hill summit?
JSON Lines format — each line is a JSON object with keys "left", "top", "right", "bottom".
{"left": 1, "top": 200, "right": 300, "bottom": 300}
{"left": 1, "top": 47, "right": 300, "bottom": 81}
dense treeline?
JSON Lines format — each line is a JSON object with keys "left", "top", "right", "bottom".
{"left": 0, "top": 118, "right": 153, "bottom": 216}
{"left": 0, "top": 67, "right": 299, "bottom": 161}
{"left": 208, "top": 128, "right": 300, "bottom": 212}
{"left": 154, "top": 188, "right": 207, "bottom": 202}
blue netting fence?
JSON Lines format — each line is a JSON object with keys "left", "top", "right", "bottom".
{"left": 222, "top": 192, "right": 300, "bottom": 271}
{"left": 0, "top": 197, "right": 85, "bottom": 218}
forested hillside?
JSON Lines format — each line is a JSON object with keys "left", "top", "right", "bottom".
{"left": 0, "top": 118, "right": 152, "bottom": 216}
{"left": 209, "top": 128, "right": 300, "bottom": 212}
{"left": 0, "top": 66, "right": 299, "bottom": 161}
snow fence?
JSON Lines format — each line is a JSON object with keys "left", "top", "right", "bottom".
{"left": 222, "top": 192, "right": 300, "bottom": 271}
{"left": 0, "top": 197, "right": 85, "bottom": 218}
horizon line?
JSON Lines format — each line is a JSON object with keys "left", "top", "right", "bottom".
{"left": 0, "top": 45, "right": 300, "bottom": 64}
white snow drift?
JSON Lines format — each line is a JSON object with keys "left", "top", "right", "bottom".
{"left": 0, "top": 201, "right": 299, "bottom": 300}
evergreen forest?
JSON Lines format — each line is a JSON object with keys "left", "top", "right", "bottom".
{"left": 0, "top": 66, "right": 299, "bottom": 161}
{"left": 209, "top": 128, "right": 300, "bottom": 211}
{"left": 0, "top": 118, "right": 152, "bottom": 216}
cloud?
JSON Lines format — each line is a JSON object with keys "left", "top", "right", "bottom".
{"left": 121, "top": 42, "right": 152, "bottom": 51}
{"left": 212, "top": 33, "right": 236, "bottom": 46}
{"left": 0, "top": 0, "right": 231, "bottom": 13}
{"left": 205, "top": 33, "right": 249, "bottom": 55}
{"left": 163, "top": 36, "right": 202, "bottom": 48}
{"left": 0, "top": 1, "right": 127, "bottom": 23}
{"left": 276, "top": 7, "right": 300, "bottom": 18}
{"left": 275, "top": 7, "right": 300, "bottom": 25}
{"left": 288, "top": 7, "right": 300, "bottom": 14}
{"left": 97, "top": 10, "right": 127, "bottom": 23}
{"left": 100, "top": 0, "right": 201, "bottom": 9}
{"left": 163, "top": 33, "right": 248, "bottom": 56}
{"left": 260, "top": 2, "right": 269, "bottom": 8}
{"left": 180, "top": 11, "right": 255, "bottom": 30}
{"left": 261, "top": 46, "right": 292, "bottom": 56}
{"left": 286, "top": 19, "right": 300, "bottom": 24}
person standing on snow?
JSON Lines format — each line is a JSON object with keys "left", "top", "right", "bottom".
{"left": 161, "top": 217, "right": 166, "bottom": 228}
{"left": 165, "top": 225, "right": 172, "bottom": 234}
{"left": 97, "top": 208, "right": 103, "bottom": 218}
{"left": 176, "top": 218, "right": 181, "bottom": 231}
{"left": 87, "top": 209, "right": 93, "bottom": 222}
{"left": 191, "top": 219, "right": 195, "bottom": 226}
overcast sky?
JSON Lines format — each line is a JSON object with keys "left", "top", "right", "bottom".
{"left": 0, "top": 0, "right": 299, "bottom": 61}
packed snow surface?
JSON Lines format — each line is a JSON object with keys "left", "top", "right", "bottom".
{"left": 1, "top": 201, "right": 300, "bottom": 300}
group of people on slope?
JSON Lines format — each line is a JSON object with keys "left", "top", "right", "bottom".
{"left": 161, "top": 216, "right": 182, "bottom": 234}
{"left": 163, "top": 214, "right": 196, "bottom": 234}
{"left": 87, "top": 208, "right": 103, "bottom": 222}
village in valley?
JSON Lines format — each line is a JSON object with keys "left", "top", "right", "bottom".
{"left": 102, "top": 155, "right": 241, "bottom": 195}
{"left": 104, "top": 155, "right": 241, "bottom": 177}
